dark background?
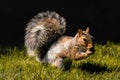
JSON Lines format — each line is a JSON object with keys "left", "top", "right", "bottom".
{"left": 0, "top": 0, "right": 120, "bottom": 47}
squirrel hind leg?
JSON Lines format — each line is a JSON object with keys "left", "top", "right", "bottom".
{"left": 27, "top": 49, "right": 36, "bottom": 57}
{"left": 51, "top": 58, "right": 64, "bottom": 69}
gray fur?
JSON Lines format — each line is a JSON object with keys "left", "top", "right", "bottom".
{"left": 25, "top": 11, "right": 66, "bottom": 60}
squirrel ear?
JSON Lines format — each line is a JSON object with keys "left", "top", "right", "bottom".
{"left": 78, "top": 28, "right": 82, "bottom": 36}
{"left": 75, "top": 28, "right": 82, "bottom": 38}
{"left": 86, "top": 27, "right": 90, "bottom": 33}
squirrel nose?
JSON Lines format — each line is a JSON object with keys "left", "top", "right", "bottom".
{"left": 87, "top": 43, "right": 95, "bottom": 52}
{"left": 87, "top": 43, "right": 93, "bottom": 49}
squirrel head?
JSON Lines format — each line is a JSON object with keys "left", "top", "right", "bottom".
{"left": 74, "top": 27, "right": 94, "bottom": 51}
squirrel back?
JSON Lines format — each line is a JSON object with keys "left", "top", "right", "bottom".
{"left": 25, "top": 11, "right": 66, "bottom": 60}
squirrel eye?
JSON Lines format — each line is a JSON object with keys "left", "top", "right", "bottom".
{"left": 83, "top": 38, "right": 87, "bottom": 42}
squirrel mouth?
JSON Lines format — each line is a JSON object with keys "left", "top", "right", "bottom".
{"left": 89, "top": 47, "right": 95, "bottom": 52}
{"left": 77, "top": 45, "right": 94, "bottom": 54}
{"left": 77, "top": 46, "right": 87, "bottom": 52}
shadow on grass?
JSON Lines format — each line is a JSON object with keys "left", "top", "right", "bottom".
{"left": 64, "top": 61, "right": 120, "bottom": 73}
{"left": 64, "top": 60, "right": 72, "bottom": 71}
{"left": 63, "top": 59, "right": 108, "bottom": 73}
{"left": 63, "top": 61, "right": 108, "bottom": 73}
{"left": 78, "top": 62, "right": 108, "bottom": 74}
{"left": 65, "top": 62, "right": 109, "bottom": 74}
{"left": 78, "top": 62, "right": 120, "bottom": 74}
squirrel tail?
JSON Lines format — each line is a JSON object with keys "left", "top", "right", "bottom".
{"left": 25, "top": 11, "right": 66, "bottom": 60}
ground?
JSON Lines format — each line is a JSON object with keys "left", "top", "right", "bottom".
{"left": 0, "top": 42, "right": 120, "bottom": 80}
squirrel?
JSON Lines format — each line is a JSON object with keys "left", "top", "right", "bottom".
{"left": 25, "top": 11, "right": 94, "bottom": 68}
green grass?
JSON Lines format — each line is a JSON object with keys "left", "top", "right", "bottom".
{"left": 0, "top": 42, "right": 120, "bottom": 80}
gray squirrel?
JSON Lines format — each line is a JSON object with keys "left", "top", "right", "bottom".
{"left": 25, "top": 11, "right": 94, "bottom": 68}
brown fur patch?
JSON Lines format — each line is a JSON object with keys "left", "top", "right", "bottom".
{"left": 57, "top": 36, "right": 73, "bottom": 45}
{"left": 56, "top": 46, "right": 90, "bottom": 60}
{"left": 56, "top": 28, "right": 94, "bottom": 60}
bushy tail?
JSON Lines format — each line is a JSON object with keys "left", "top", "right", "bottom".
{"left": 24, "top": 11, "right": 66, "bottom": 59}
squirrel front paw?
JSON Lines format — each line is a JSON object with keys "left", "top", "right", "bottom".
{"left": 86, "top": 49, "right": 92, "bottom": 54}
